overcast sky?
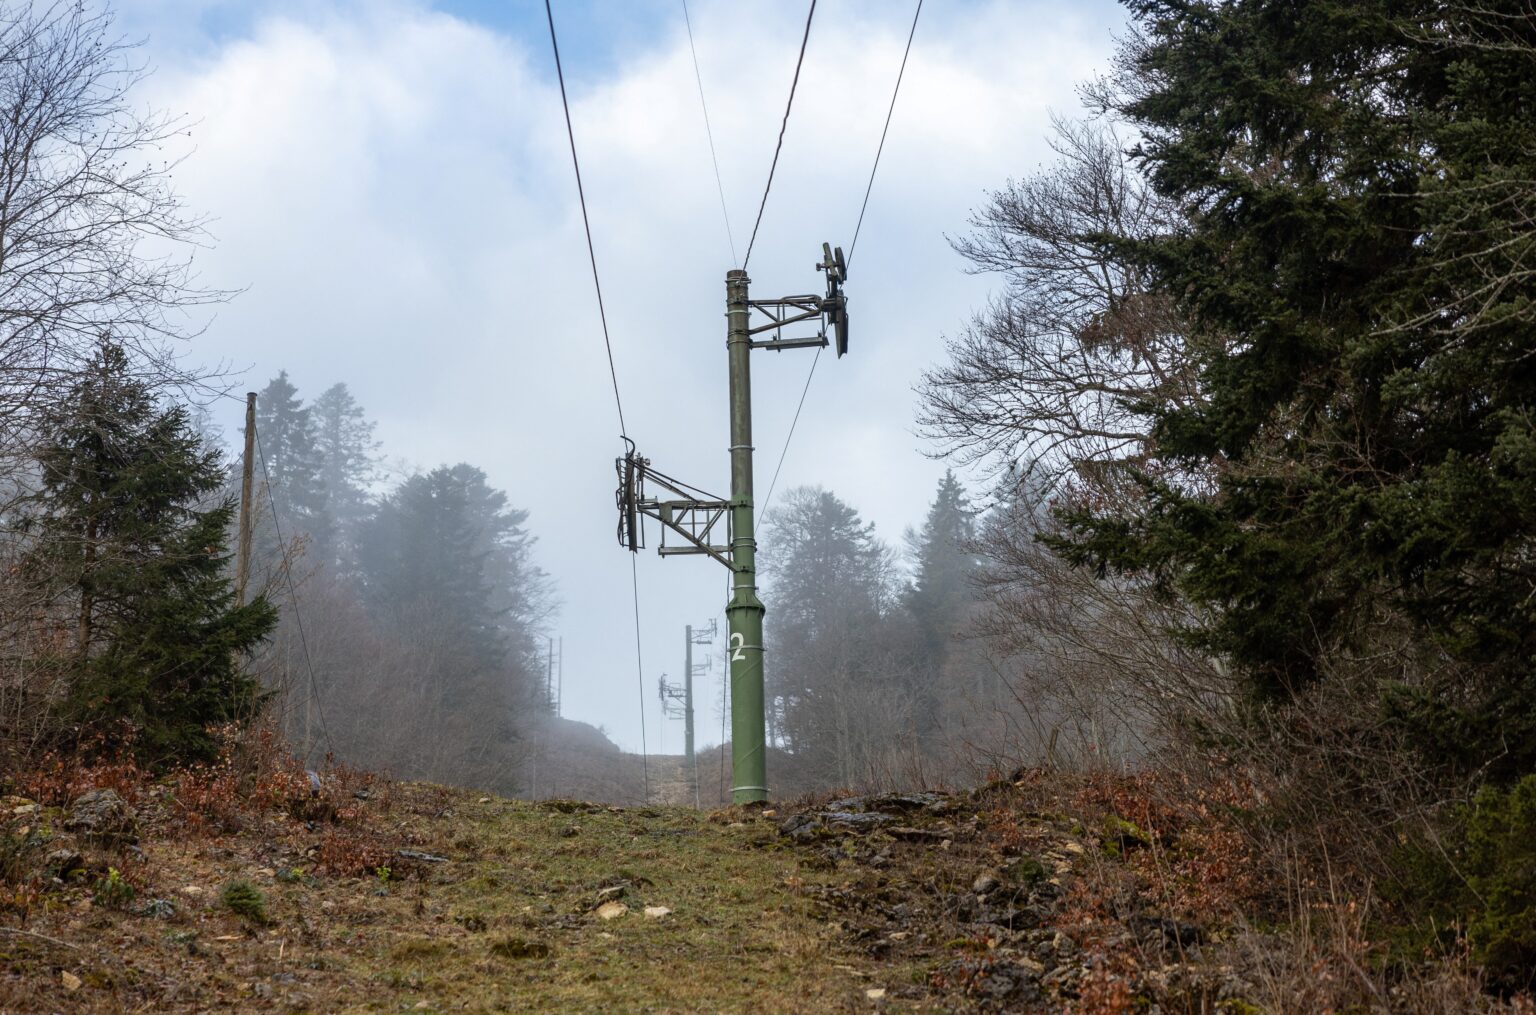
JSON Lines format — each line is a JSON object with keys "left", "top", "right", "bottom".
{"left": 116, "top": 0, "right": 1130, "bottom": 755}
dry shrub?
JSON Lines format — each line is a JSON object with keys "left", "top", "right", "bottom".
{"left": 170, "top": 721, "right": 388, "bottom": 832}
{"left": 989, "top": 767, "right": 1536, "bottom": 1012}
{"left": 14, "top": 721, "right": 151, "bottom": 806}
{"left": 1228, "top": 907, "right": 1536, "bottom": 1015}
{"left": 314, "top": 827, "right": 395, "bottom": 878}
{"left": 173, "top": 721, "right": 311, "bottom": 832}
{"left": 321, "top": 760, "right": 387, "bottom": 820}
{"left": 173, "top": 762, "right": 245, "bottom": 833}
{"left": 10, "top": 714, "right": 352, "bottom": 839}
{"left": 992, "top": 767, "right": 1272, "bottom": 921}
{"left": 1076, "top": 949, "right": 1142, "bottom": 1015}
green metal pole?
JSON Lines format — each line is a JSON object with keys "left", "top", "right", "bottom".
{"left": 725, "top": 268, "right": 767, "bottom": 804}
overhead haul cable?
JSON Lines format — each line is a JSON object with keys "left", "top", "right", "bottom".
{"left": 255, "top": 429, "right": 337, "bottom": 761}
{"left": 544, "top": 0, "right": 649, "bottom": 798}
{"left": 760, "top": 0, "right": 923, "bottom": 518}
{"left": 741, "top": 0, "right": 817, "bottom": 271}
{"left": 681, "top": 0, "right": 738, "bottom": 266}
{"left": 544, "top": 0, "right": 629, "bottom": 439}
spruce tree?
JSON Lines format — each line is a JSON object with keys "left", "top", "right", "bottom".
{"left": 760, "top": 486, "right": 900, "bottom": 774}
{"left": 26, "top": 342, "right": 276, "bottom": 763}
{"left": 253, "top": 371, "right": 326, "bottom": 548}
{"left": 1056, "top": 0, "right": 1536, "bottom": 780}
{"left": 357, "top": 464, "right": 543, "bottom": 706}
{"left": 311, "top": 382, "right": 379, "bottom": 567}
{"left": 907, "top": 471, "right": 977, "bottom": 663}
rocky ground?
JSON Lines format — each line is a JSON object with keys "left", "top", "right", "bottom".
{"left": 0, "top": 766, "right": 1519, "bottom": 1012}
{"left": 773, "top": 787, "right": 1251, "bottom": 1012}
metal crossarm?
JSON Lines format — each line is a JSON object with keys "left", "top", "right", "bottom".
{"left": 616, "top": 445, "right": 734, "bottom": 568}
{"left": 645, "top": 498, "right": 732, "bottom": 567}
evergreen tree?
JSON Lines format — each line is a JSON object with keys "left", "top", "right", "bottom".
{"left": 906, "top": 470, "right": 978, "bottom": 661}
{"left": 761, "top": 487, "right": 907, "bottom": 782}
{"left": 252, "top": 371, "right": 325, "bottom": 543}
{"left": 311, "top": 381, "right": 379, "bottom": 567}
{"left": 357, "top": 464, "right": 545, "bottom": 707}
{"left": 904, "top": 471, "right": 979, "bottom": 734}
{"left": 1057, "top": 0, "right": 1536, "bottom": 780}
{"left": 25, "top": 342, "right": 276, "bottom": 763}
{"left": 344, "top": 464, "right": 550, "bottom": 787}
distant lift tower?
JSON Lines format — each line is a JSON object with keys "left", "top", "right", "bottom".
{"left": 618, "top": 244, "right": 849, "bottom": 805}
{"left": 657, "top": 621, "right": 718, "bottom": 808}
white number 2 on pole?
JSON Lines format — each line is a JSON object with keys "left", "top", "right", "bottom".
{"left": 729, "top": 632, "right": 746, "bottom": 662}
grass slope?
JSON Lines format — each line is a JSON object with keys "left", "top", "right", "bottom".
{"left": 1, "top": 782, "right": 933, "bottom": 1013}
{"left": 5, "top": 767, "right": 1530, "bottom": 1012}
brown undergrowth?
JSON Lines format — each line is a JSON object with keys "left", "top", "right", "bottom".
{"left": 976, "top": 768, "right": 1534, "bottom": 1012}
{"left": 767, "top": 768, "right": 1536, "bottom": 1012}
{"left": 4, "top": 736, "right": 1534, "bottom": 1012}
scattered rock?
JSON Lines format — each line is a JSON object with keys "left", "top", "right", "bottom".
{"left": 45, "top": 848, "right": 84, "bottom": 877}
{"left": 974, "top": 905, "right": 1042, "bottom": 931}
{"left": 887, "top": 826, "right": 946, "bottom": 843}
{"left": 63, "top": 789, "right": 137, "bottom": 844}
{"left": 778, "top": 813, "right": 823, "bottom": 842}
{"left": 595, "top": 901, "right": 627, "bottom": 921}
{"left": 875, "top": 792, "right": 955, "bottom": 814}
{"left": 1102, "top": 815, "right": 1151, "bottom": 852}
{"left": 60, "top": 971, "right": 82, "bottom": 992}
{"left": 643, "top": 906, "right": 672, "bottom": 919}
{"left": 397, "top": 849, "right": 449, "bottom": 863}
{"left": 541, "top": 799, "right": 604, "bottom": 815}
{"left": 1042, "top": 964, "right": 1080, "bottom": 993}
{"left": 865, "top": 987, "right": 887, "bottom": 1000}
{"left": 972, "top": 872, "right": 1000, "bottom": 895}
{"left": 823, "top": 811, "right": 894, "bottom": 833}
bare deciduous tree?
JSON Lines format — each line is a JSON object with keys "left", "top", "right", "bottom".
{"left": 915, "top": 115, "right": 1226, "bottom": 773}
{"left": 917, "top": 116, "right": 1197, "bottom": 498}
{"left": 0, "top": 0, "right": 226, "bottom": 497}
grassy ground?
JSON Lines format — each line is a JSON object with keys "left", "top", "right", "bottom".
{"left": 0, "top": 781, "right": 941, "bottom": 1013}
{"left": 4, "top": 764, "right": 1532, "bottom": 1013}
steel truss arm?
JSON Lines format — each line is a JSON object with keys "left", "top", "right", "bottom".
{"left": 746, "top": 295, "right": 829, "bottom": 352}
{"left": 640, "top": 497, "right": 732, "bottom": 568}
{"left": 616, "top": 446, "right": 734, "bottom": 569}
